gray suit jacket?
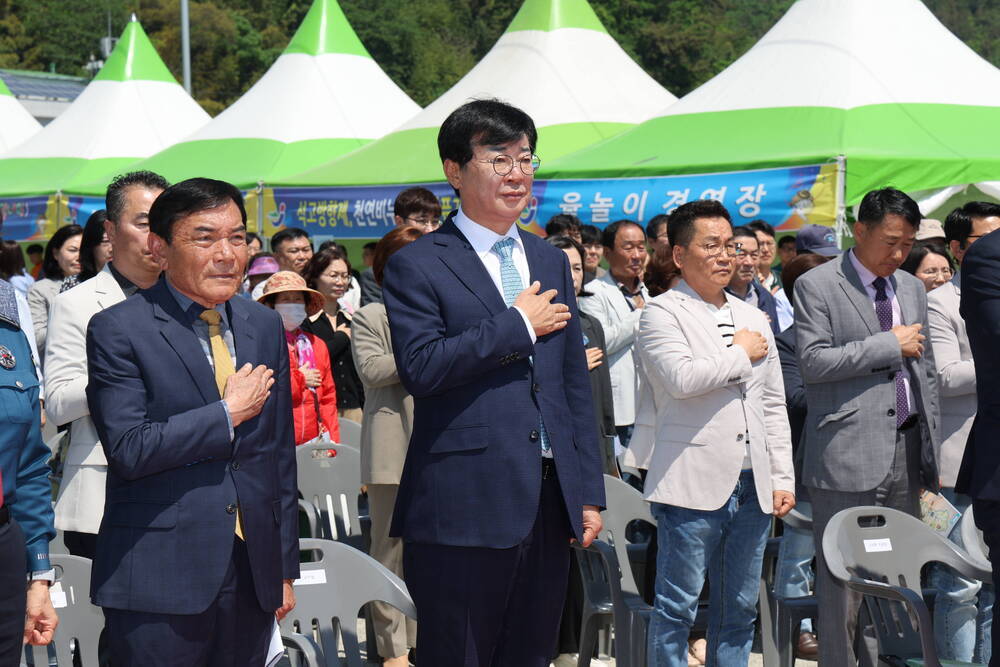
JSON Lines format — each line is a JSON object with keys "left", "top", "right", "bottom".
{"left": 350, "top": 302, "right": 413, "bottom": 485}
{"left": 926, "top": 281, "right": 975, "bottom": 488}
{"left": 794, "top": 251, "right": 940, "bottom": 492}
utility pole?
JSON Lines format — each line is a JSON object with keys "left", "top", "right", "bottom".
{"left": 180, "top": 0, "right": 192, "bottom": 95}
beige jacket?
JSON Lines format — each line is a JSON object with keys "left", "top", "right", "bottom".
{"left": 350, "top": 303, "right": 414, "bottom": 485}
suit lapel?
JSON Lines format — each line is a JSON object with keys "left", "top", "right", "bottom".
{"left": 838, "top": 252, "right": 879, "bottom": 335}
{"left": 892, "top": 273, "right": 921, "bottom": 326}
{"left": 149, "top": 281, "right": 217, "bottom": 404}
{"left": 93, "top": 267, "right": 125, "bottom": 310}
{"left": 434, "top": 221, "right": 506, "bottom": 316}
{"left": 673, "top": 282, "right": 729, "bottom": 351}
{"left": 520, "top": 228, "right": 546, "bottom": 287}
{"left": 228, "top": 298, "right": 258, "bottom": 369}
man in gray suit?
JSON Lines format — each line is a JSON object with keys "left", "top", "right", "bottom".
{"left": 795, "top": 187, "right": 940, "bottom": 666}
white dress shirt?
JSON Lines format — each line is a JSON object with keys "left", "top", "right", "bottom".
{"left": 454, "top": 208, "right": 536, "bottom": 343}
{"left": 848, "top": 249, "right": 915, "bottom": 414}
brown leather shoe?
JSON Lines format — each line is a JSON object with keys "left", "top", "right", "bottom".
{"left": 795, "top": 631, "right": 819, "bottom": 660}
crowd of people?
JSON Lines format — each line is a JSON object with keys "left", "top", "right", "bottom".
{"left": 1, "top": 97, "right": 999, "bottom": 667}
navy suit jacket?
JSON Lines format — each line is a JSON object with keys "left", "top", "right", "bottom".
{"left": 957, "top": 229, "right": 1000, "bottom": 500}
{"left": 382, "top": 219, "right": 605, "bottom": 548}
{"left": 85, "top": 278, "right": 299, "bottom": 614}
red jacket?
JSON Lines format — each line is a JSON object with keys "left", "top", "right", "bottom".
{"left": 287, "top": 330, "right": 340, "bottom": 445}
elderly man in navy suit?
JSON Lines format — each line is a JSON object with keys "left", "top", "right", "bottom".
{"left": 382, "top": 99, "right": 605, "bottom": 667}
{"left": 86, "top": 178, "right": 298, "bottom": 666}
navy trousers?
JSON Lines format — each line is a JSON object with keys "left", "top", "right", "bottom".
{"left": 104, "top": 536, "right": 272, "bottom": 666}
{"left": 0, "top": 518, "right": 26, "bottom": 666}
{"left": 404, "top": 468, "right": 574, "bottom": 667}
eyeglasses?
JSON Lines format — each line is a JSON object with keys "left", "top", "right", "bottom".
{"left": 406, "top": 216, "right": 441, "bottom": 230}
{"left": 697, "top": 242, "right": 738, "bottom": 258}
{"left": 476, "top": 154, "right": 541, "bottom": 176}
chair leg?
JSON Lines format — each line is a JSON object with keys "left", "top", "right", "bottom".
{"left": 775, "top": 603, "right": 796, "bottom": 667}
{"left": 759, "top": 579, "right": 780, "bottom": 667}
{"left": 577, "top": 611, "right": 600, "bottom": 667}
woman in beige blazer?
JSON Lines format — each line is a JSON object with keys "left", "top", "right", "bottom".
{"left": 350, "top": 227, "right": 422, "bottom": 667}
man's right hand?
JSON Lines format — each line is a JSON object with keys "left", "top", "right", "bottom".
{"left": 733, "top": 328, "right": 768, "bottom": 363}
{"left": 892, "top": 323, "right": 925, "bottom": 358}
{"left": 225, "top": 363, "right": 275, "bottom": 427}
{"left": 514, "top": 281, "right": 571, "bottom": 337}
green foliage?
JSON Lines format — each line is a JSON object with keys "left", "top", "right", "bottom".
{"left": 0, "top": 0, "right": 997, "bottom": 115}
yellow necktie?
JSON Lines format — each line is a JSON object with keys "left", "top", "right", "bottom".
{"left": 198, "top": 309, "right": 244, "bottom": 539}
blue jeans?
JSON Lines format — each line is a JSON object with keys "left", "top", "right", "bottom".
{"left": 773, "top": 499, "right": 814, "bottom": 634}
{"left": 930, "top": 488, "right": 994, "bottom": 663}
{"left": 648, "top": 471, "right": 771, "bottom": 667}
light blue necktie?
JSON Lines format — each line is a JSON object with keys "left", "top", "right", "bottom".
{"left": 492, "top": 237, "right": 550, "bottom": 454}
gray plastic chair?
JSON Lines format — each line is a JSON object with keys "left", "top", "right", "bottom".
{"left": 296, "top": 443, "right": 364, "bottom": 549}
{"left": 23, "top": 555, "right": 104, "bottom": 666}
{"left": 280, "top": 538, "right": 416, "bottom": 667}
{"left": 959, "top": 507, "right": 991, "bottom": 570}
{"left": 570, "top": 542, "right": 614, "bottom": 667}
{"left": 759, "top": 507, "right": 817, "bottom": 667}
{"left": 336, "top": 419, "right": 361, "bottom": 448}
{"left": 822, "top": 506, "right": 992, "bottom": 667}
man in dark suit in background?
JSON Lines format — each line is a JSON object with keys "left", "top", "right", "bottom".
{"left": 382, "top": 99, "right": 605, "bottom": 667}
{"left": 86, "top": 178, "right": 299, "bottom": 666}
{"left": 957, "top": 224, "right": 1000, "bottom": 666}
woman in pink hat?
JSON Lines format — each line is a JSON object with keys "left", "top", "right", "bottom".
{"left": 258, "top": 271, "right": 341, "bottom": 445}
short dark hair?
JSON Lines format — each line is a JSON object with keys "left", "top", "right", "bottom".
{"left": 363, "top": 242, "right": 377, "bottom": 252}
{"left": 900, "top": 241, "right": 956, "bottom": 277}
{"left": 0, "top": 239, "right": 25, "bottom": 281}
{"left": 943, "top": 201, "right": 1000, "bottom": 248}
{"left": 270, "top": 227, "right": 310, "bottom": 252}
{"left": 746, "top": 220, "right": 776, "bottom": 239}
{"left": 646, "top": 214, "right": 669, "bottom": 242}
{"left": 546, "top": 234, "right": 591, "bottom": 296}
{"left": 105, "top": 170, "right": 169, "bottom": 224}
{"left": 78, "top": 209, "right": 109, "bottom": 282}
{"left": 667, "top": 199, "right": 732, "bottom": 248}
{"left": 438, "top": 99, "right": 537, "bottom": 196}
{"left": 373, "top": 227, "right": 423, "bottom": 287}
{"left": 26, "top": 243, "right": 43, "bottom": 256}
{"left": 732, "top": 226, "right": 757, "bottom": 243}
{"left": 601, "top": 219, "right": 644, "bottom": 249}
{"left": 302, "top": 246, "right": 352, "bottom": 291}
{"left": 856, "top": 187, "right": 921, "bottom": 230}
{"left": 42, "top": 224, "right": 84, "bottom": 279}
{"left": 545, "top": 214, "right": 582, "bottom": 238}
{"left": 246, "top": 231, "right": 261, "bottom": 247}
{"left": 782, "top": 253, "right": 831, "bottom": 303}
{"left": 394, "top": 187, "right": 441, "bottom": 220}
{"left": 777, "top": 235, "right": 796, "bottom": 250}
{"left": 149, "top": 178, "right": 246, "bottom": 244}
{"left": 580, "top": 224, "right": 601, "bottom": 246}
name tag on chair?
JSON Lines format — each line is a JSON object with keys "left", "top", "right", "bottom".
{"left": 863, "top": 538, "right": 892, "bottom": 553}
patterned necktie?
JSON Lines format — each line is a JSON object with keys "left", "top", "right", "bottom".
{"left": 198, "top": 309, "right": 244, "bottom": 539}
{"left": 872, "top": 278, "right": 910, "bottom": 428}
{"left": 492, "top": 237, "right": 550, "bottom": 454}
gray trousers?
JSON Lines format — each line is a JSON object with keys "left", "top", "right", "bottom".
{"left": 368, "top": 483, "right": 417, "bottom": 659}
{"left": 808, "top": 422, "right": 922, "bottom": 667}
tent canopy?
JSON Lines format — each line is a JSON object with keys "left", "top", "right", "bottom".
{"left": 120, "top": 0, "right": 420, "bottom": 191}
{"left": 543, "top": 0, "right": 1000, "bottom": 205}
{"left": 0, "top": 16, "right": 209, "bottom": 197}
{"left": 0, "top": 76, "right": 40, "bottom": 154}
{"left": 280, "top": 0, "right": 676, "bottom": 187}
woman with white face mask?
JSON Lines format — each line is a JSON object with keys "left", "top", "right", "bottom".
{"left": 258, "top": 271, "right": 341, "bottom": 445}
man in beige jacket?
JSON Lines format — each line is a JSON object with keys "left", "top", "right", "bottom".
{"left": 633, "top": 199, "right": 794, "bottom": 667}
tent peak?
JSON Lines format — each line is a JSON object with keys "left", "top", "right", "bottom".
{"left": 94, "top": 19, "right": 177, "bottom": 84}
{"left": 0, "top": 76, "right": 12, "bottom": 97}
{"left": 283, "top": 0, "right": 371, "bottom": 58}
{"left": 505, "top": 0, "right": 608, "bottom": 34}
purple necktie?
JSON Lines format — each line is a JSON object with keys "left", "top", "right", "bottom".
{"left": 873, "top": 277, "right": 909, "bottom": 428}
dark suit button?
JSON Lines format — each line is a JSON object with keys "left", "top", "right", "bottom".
{"left": 533, "top": 383, "right": 541, "bottom": 393}
{"left": 889, "top": 373, "right": 896, "bottom": 381}
{"left": 226, "top": 503, "right": 237, "bottom": 514}
{"left": 231, "top": 462, "right": 240, "bottom": 471}
{"left": 887, "top": 409, "right": 896, "bottom": 417}
{"left": 529, "top": 429, "right": 540, "bottom": 442}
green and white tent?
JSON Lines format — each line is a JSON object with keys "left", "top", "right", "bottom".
{"left": 543, "top": 0, "right": 1000, "bottom": 209}
{"left": 280, "top": 0, "right": 676, "bottom": 187}
{"left": 0, "top": 16, "right": 209, "bottom": 197}
{"left": 0, "top": 78, "right": 40, "bottom": 153}
{"left": 126, "top": 0, "right": 420, "bottom": 190}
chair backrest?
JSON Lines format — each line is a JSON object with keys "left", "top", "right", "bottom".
{"left": 336, "top": 419, "right": 361, "bottom": 448}
{"left": 959, "top": 506, "right": 991, "bottom": 570}
{"left": 280, "top": 539, "right": 416, "bottom": 667}
{"left": 780, "top": 506, "right": 812, "bottom": 532}
{"left": 601, "top": 474, "right": 655, "bottom": 595}
{"left": 822, "top": 506, "right": 992, "bottom": 661}
{"left": 23, "top": 555, "right": 104, "bottom": 666}
{"left": 296, "top": 443, "right": 363, "bottom": 547}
